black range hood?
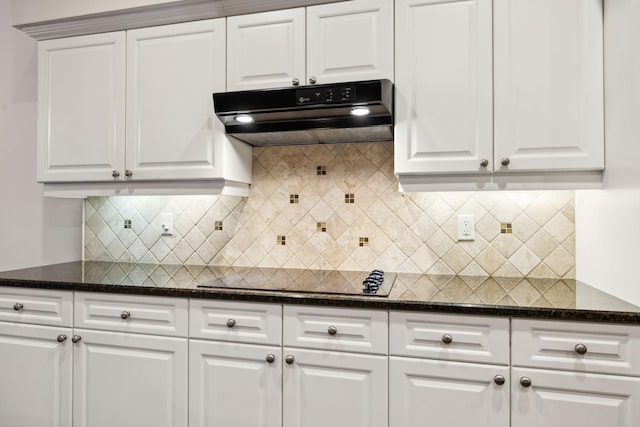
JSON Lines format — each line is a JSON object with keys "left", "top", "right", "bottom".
{"left": 213, "top": 79, "right": 393, "bottom": 147}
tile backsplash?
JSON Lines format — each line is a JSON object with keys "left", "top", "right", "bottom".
{"left": 84, "top": 142, "right": 575, "bottom": 278}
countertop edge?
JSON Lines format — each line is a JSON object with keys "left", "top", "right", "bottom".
{"left": 2, "top": 277, "right": 640, "bottom": 324}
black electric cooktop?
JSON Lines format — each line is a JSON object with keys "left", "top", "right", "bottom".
{"left": 197, "top": 266, "right": 395, "bottom": 297}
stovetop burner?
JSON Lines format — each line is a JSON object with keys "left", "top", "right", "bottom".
{"left": 196, "top": 267, "right": 395, "bottom": 297}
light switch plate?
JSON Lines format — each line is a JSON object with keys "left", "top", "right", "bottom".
{"left": 160, "top": 213, "right": 174, "bottom": 236}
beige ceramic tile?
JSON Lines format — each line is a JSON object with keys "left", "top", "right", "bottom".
{"left": 84, "top": 143, "right": 575, "bottom": 279}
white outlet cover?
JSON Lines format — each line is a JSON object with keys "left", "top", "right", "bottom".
{"left": 457, "top": 214, "right": 475, "bottom": 241}
{"left": 160, "top": 213, "right": 174, "bottom": 236}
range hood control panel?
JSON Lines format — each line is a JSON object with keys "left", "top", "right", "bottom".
{"left": 296, "top": 85, "right": 356, "bottom": 105}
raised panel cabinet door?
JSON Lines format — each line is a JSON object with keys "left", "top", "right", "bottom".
{"left": 389, "top": 357, "right": 509, "bottom": 427}
{"left": 189, "top": 340, "right": 282, "bottom": 427}
{"left": 283, "top": 348, "right": 388, "bottom": 427}
{"left": 37, "top": 32, "right": 126, "bottom": 182}
{"left": 306, "top": 0, "right": 394, "bottom": 84}
{"left": 494, "top": 0, "right": 604, "bottom": 172}
{"left": 126, "top": 19, "right": 233, "bottom": 181}
{"left": 394, "top": 0, "right": 493, "bottom": 175}
{"left": 0, "top": 322, "right": 73, "bottom": 427}
{"left": 512, "top": 367, "right": 640, "bottom": 427}
{"left": 227, "top": 8, "right": 306, "bottom": 91}
{"left": 73, "top": 329, "right": 188, "bottom": 427}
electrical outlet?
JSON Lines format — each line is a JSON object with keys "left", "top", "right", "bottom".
{"left": 457, "top": 214, "right": 475, "bottom": 241}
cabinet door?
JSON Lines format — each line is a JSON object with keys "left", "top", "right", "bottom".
{"left": 306, "top": 0, "right": 394, "bottom": 85}
{"left": 126, "top": 19, "right": 231, "bottom": 181}
{"left": 227, "top": 8, "right": 305, "bottom": 91}
{"left": 73, "top": 329, "right": 188, "bottom": 427}
{"left": 390, "top": 357, "right": 509, "bottom": 427}
{"left": 494, "top": 0, "right": 604, "bottom": 172}
{"left": 189, "top": 340, "right": 282, "bottom": 427}
{"left": 394, "top": 0, "right": 493, "bottom": 174}
{"left": 37, "top": 32, "right": 126, "bottom": 182}
{"left": 283, "top": 348, "right": 387, "bottom": 427}
{"left": 512, "top": 367, "right": 640, "bottom": 427}
{"left": 0, "top": 322, "right": 72, "bottom": 427}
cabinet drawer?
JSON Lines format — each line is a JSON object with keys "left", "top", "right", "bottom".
{"left": 390, "top": 312, "right": 509, "bottom": 365}
{"left": 190, "top": 300, "right": 281, "bottom": 345}
{"left": 74, "top": 292, "right": 188, "bottom": 337}
{"left": 512, "top": 318, "right": 640, "bottom": 376}
{"left": 283, "top": 305, "right": 388, "bottom": 355}
{"left": 0, "top": 286, "right": 72, "bottom": 327}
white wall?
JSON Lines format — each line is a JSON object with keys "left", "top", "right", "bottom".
{"left": 576, "top": 0, "right": 640, "bottom": 306}
{"left": 0, "top": 0, "right": 83, "bottom": 271}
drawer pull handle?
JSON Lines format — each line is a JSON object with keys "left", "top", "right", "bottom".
{"left": 57, "top": 334, "right": 68, "bottom": 343}
{"left": 71, "top": 335, "right": 82, "bottom": 344}
{"left": 120, "top": 311, "right": 131, "bottom": 320}
{"left": 266, "top": 354, "right": 276, "bottom": 364}
{"left": 520, "top": 376, "right": 532, "bottom": 388}
{"left": 493, "top": 375, "right": 506, "bottom": 386}
{"left": 441, "top": 334, "right": 453, "bottom": 344}
{"left": 574, "top": 343, "right": 588, "bottom": 355}
{"left": 327, "top": 326, "right": 338, "bottom": 336}
{"left": 13, "top": 303, "right": 24, "bottom": 311}
{"left": 285, "top": 355, "right": 295, "bottom": 365}
{"left": 226, "top": 319, "right": 236, "bottom": 328}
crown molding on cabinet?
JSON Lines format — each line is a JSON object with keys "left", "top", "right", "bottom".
{"left": 15, "top": 0, "right": 348, "bottom": 40}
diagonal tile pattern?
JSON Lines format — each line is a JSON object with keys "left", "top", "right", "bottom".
{"left": 84, "top": 142, "right": 575, "bottom": 279}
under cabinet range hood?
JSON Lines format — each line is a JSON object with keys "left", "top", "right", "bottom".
{"left": 213, "top": 79, "right": 393, "bottom": 147}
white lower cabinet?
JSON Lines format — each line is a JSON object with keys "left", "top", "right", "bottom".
{"left": 189, "top": 340, "right": 282, "bottom": 427}
{"left": 0, "top": 322, "right": 73, "bottom": 427}
{"left": 283, "top": 348, "right": 388, "bottom": 427}
{"left": 511, "top": 367, "right": 640, "bottom": 427}
{"left": 0, "top": 287, "right": 74, "bottom": 427}
{"left": 389, "top": 357, "right": 509, "bottom": 427}
{"left": 72, "top": 329, "right": 188, "bottom": 427}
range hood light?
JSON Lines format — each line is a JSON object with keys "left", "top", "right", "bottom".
{"left": 234, "top": 114, "right": 254, "bottom": 123}
{"left": 350, "top": 106, "right": 370, "bottom": 116}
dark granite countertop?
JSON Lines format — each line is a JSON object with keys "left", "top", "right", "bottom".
{"left": 1, "top": 261, "right": 639, "bottom": 324}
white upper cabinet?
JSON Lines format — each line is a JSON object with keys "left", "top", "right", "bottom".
{"left": 494, "top": 0, "right": 604, "bottom": 172}
{"left": 126, "top": 19, "right": 250, "bottom": 182}
{"left": 227, "top": 0, "right": 393, "bottom": 91}
{"left": 37, "top": 19, "right": 252, "bottom": 195}
{"left": 395, "top": 0, "right": 604, "bottom": 189}
{"left": 306, "top": 0, "right": 394, "bottom": 85}
{"left": 37, "top": 32, "right": 126, "bottom": 183}
{"left": 394, "top": 0, "right": 493, "bottom": 175}
{"left": 227, "top": 8, "right": 306, "bottom": 91}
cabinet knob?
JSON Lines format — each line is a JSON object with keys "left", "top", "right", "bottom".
{"left": 574, "top": 343, "right": 588, "bottom": 355}
{"left": 493, "top": 375, "right": 506, "bottom": 386}
{"left": 57, "top": 334, "right": 68, "bottom": 343}
{"left": 285, "top": 355, "right": 295, "bottom": 365}
{"left": 292, "top": 78, "right": 300, "bottom": 86}
{"left": 13, "top": 303, "right": 24, "bottom": 311}
{"left": 309, "top": 76, "right": 317, "bottom": 85}
{"left": 500, "top": 158, "right": 510, "bottom": 167}
{"left": 112, "top": 170, "right": 120, "bottom": 178}
{"left": 327, "top": 326, "right": 338, "bottom": 336}
{"left": 226, "top": 319, "right": 236, "bottom": 328}
{"left": 520, "top": 376, "right": 532, "bottom": 388}
{"left": 266, "top": 354, "right": 276, "bottom": 364}
{"left": 71, "top": 335, "right": 82, "bottom": 344}
{"left": 120, "top": 311, "right": 131, "bottom": 320}
{"left": 441, "top": 334, "right": 453, "bottom": 344}
{"left": 480, "top": 159, "right": 489, "bottom": 168}
{"left": 125, "top": 170, "right": 133, "bottom": 177}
